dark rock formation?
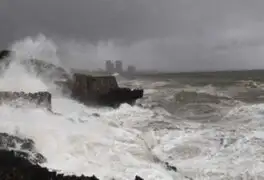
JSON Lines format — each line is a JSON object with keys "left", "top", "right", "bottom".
{"left": 135, "top": 175, "right": 144, "bottom": 180}
{"left": 164, "top": 162, "right": 177, "bottom": 172}
{"left": 0, "top": 133, "right": 145, "bottom": 180}
{"left": 0, "top": 133, "right": 46, "bottom": 164}
{"left": 0, "top": 149, "right": 145, "bottom": 180}
{"left": 0, "top": 149, "right": 146, "bottom": 180}
{"left": 0, "top": 91, "right": 52, "bottom": 110}
{"left": 0, "top": 149, "right": 100, "bottom": 180}
{"left": 70, "top": 73, "right": 144, "bottom": 107}
{"left": 0, "top": 50, "right": 10, "bottom": 60}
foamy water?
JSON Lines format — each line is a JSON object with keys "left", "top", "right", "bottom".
{"left": 1, "top": 34, "right": 264, "bottom": 180}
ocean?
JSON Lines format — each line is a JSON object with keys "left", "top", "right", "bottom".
{"left": 0, "top": 35, "right": 264, "bottom": 180}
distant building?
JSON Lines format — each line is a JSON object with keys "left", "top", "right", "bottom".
{"left": 105, "top": 60, "right": 137, "bottom": 76}
{"left": 115, "top": 60, "right": 123, "bottom": 73}
{"left": 105, "top": 60, "right": 114, "bottom": 73}
{"left": 127, "top": 65, "right": 136, "bottom": 74}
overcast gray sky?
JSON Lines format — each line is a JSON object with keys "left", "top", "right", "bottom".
{"left": 1, "top": 0, "right": 264, "bottom": 71}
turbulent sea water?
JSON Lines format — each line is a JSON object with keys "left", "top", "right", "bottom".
{"left": 1, "top": 35, "right": 264, "bottom": 180}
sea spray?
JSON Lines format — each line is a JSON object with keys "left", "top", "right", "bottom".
{"left": 0, "top": 35, "right": 178, "bottom": 180}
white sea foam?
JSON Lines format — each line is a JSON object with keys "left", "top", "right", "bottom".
{"left": 0, "top": 35, "right": 180, "bottom": 180}
{"left": 0, "top": 34, "right": 264, "bottom": 180}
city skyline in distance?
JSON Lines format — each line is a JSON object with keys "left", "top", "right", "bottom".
{"left": 105, "top": 60, "right": 136, "bottom": 75}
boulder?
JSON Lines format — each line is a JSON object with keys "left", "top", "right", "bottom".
{"left": 0, "top": 91, "right": 52, "bottom": 110}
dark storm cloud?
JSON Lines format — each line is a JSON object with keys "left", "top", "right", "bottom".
{"left": 0, "top": 0, "right": 182, "bottom": 45}
{"left": 1, "top": 0, "right": 264, "bottom": 71}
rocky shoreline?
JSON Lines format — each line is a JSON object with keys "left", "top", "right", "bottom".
{"left": 0, "top": 149, "right": 100, "bottom": 180}
{"left": 0, "top": 133, "right": 145, "bottom": 180}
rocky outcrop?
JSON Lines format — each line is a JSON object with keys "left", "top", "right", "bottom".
{"left": 0, "top": 91, "right": 52, "bottom": 110}
{"left": 70, "top": 73, "right": 144, "bottom": 107}
{"left": 0, "top": 133, "right": 145, "bottom": 180}
{"left": 0, "top": 133, "right": 46, "bottom": 164}
{"left": 0, "top": 149, "right": 100, "bottom": 180}
{"left": 0, "top": 149, "right": 146, "bottom": 180}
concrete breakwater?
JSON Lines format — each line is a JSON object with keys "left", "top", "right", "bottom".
{"left": 69, "top": 73, "right": 143, "bottom": 107}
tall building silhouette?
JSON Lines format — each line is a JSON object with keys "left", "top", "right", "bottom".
{"left": 115, "top": 60, "right": 123, "bottom": 73}
{"left": 105, "top": 60, "right": 114, "bottom": 73}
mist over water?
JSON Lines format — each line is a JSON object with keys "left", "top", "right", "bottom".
{"left": 1, "top": 34, "right": 264, "bottom": 180}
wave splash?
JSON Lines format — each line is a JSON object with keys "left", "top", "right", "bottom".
{"left": 0, "top": 34, "right": 181, "bottom": 180}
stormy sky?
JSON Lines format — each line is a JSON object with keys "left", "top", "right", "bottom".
{"left": 1, "top": 0, "right": 264, "bottom": 71}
